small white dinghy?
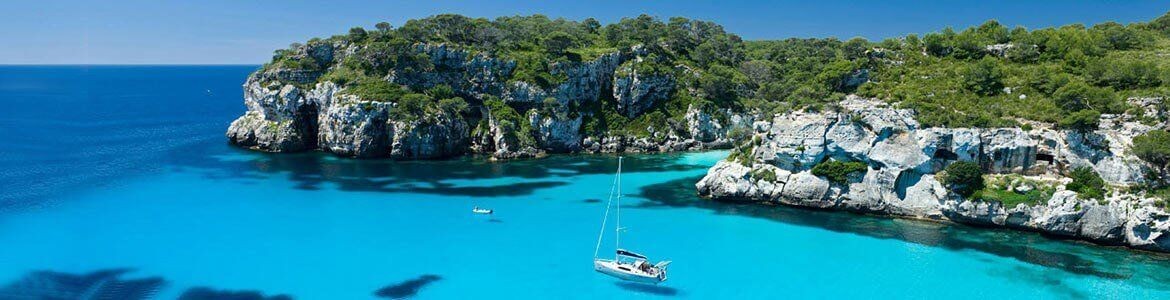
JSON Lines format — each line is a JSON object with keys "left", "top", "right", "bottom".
{"left": 592, "top": 157, "right": 670, "bottom": 284}
{"left": 472, "top": 206, "right": 493, "bottom": 214}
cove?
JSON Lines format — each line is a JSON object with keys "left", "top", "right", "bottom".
{"left": 1, "top": 66, "right": 1170, "bottom": 299}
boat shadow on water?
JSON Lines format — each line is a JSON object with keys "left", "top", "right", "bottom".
{"left": 635, "top": 175, "right": 1170, "bottom": 293}
{"left": 615, "top": 282, "right": 680, "bottom": 296}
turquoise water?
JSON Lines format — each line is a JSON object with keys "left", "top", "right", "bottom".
{"left": 2, "top": 66, "right": 1170, "bottom": 299}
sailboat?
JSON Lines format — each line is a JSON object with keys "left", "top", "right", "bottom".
{"left": 593, "top": 157, "right": 671, "bottom": 284}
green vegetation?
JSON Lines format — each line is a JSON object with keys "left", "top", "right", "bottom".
{"left": 345, "top": 78, "right": 409, "bottom": 102}
{"left": 941, "top": 161, "right": 984, "bottom": 197}
{"left": 975, "top": 187, "right": 1053, "bottom": 208}
{"left": 1067, "top": 167, "right": 1107, "bottom": 200}
{"left": 1152, "top": 187, "right": 1170, "bottom": 210}
{"left": 1133, "top": 130, "right": 1170, "bottom": 173}
{"left": 727, "top": 136, "right": 760, "bottom": 166}
{"left": 1058, "top": 109, "right": 1101, "bottom": 132}
{"left": 262, "top": 12, "right": 1170, "bottom": 142}
{"left": 972, "top": 175, "right": 1056, "bottom": 207}
{"left": 483, "top": 96, "right": 536, "bottom": 147}
{"left": 857, "top": 18, "right": 1170, "bottom": 127}
{"left": 751, "top": 168, "right": 778, "bottom": 182}
{"left": 962, "top": 57, "right": 1005, "bottom": 96}
{"left": 363, "top": 85, "right": 469, "bottom": 122}
{"left": 811, "top": 160, "right": 868, "bottom": 184}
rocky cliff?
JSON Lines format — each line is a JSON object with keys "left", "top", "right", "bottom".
{"left": 227, "top": 42, "right": 745, "bottom": 159}
{"left": 696, "top": 95, "right": 1170, "bottom": 252}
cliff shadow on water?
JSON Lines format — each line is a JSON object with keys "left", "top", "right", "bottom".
{"left": 0, "top": 268, "right": 166, "bottom": 300}
{"left": 168, "top": 141, "right": 710, "bottom": 198}
{"left": 636, "top": 175, "right": 1170, "bottom": 292}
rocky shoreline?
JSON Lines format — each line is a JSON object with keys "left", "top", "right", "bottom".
{"left": 696, "top": 96, "right": 1170, "bottom": 252}
{"left": 224, "top": 40, "right": 1170, "bottom": 254}
{"left": 227, "top": 43, "right": 748, "bottom": 160}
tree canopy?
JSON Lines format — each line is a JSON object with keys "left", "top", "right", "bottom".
{"left": 942, "top": 161, "right": 984, "bottom": 197}
{"left": 263, "top": 11, "right": 1170, "bottom": 133}
{"left": 1133, "top": 130, "right": 1170, "bottom": 172}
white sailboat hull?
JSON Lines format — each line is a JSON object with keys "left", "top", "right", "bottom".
{"left": 594, "top": 259, "right": 666, "bottom": 284}
{"left": 592, "top": 157, "right": 671, "bottom": 285}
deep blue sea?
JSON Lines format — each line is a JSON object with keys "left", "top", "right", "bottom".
{"left": 2, "top": 66, "right": 1170, "bottom": 299}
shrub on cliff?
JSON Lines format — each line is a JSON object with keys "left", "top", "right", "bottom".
{"left": 941, "top": 161, "right": 984, "bottom": 197}
{"left": 1067, "top": 167, "right": 1107, "bottom": 200}
{"left": 751, "top": 168, "right": 778, "bottom": 182}
{"left": 811, "top": 160, "right": 868, "bottom": 184}
{"left": 388, "top": 93, "right": 429, "bottom": 121}
{"left": 1058, "top": 109, "right": 1101, "bottom": 132}
{"left": 543, "top": 31, "right": 575, "bottom": 55}
{"left": 727, "top": 136, "right": 760, "bottom": 166}
{"left": 346, "top": 78, "right": 408, "bottom": 102}
{"left": 973, "top": 175, "right": 1055, "bottom": 207}
{"left": 962, "top": 57, "right": 1004, "bottom": 96}
{"left": 483, "top": 97, "right": 536, "bottom": 147}
{"left": 438, "top": 97, "right": 469, "bottom": 115}
{"left": 378, "top": 85, "right": 469, "bottom": 121}
{"left": 1085, "top": 55, "right": 1163, "bottom": 90}
{"left": 1053, "top": 81, "right": 1120, "bottom": 114}
{"left": 1133, "top": 130, "right": 1170, "bottom": 173}
{"left": 975, "top": 186, "right": 1053, "bottom": 208}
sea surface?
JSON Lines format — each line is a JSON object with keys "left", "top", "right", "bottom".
{"left": 2, "top": 66, "right": 1170, "bottom": 299}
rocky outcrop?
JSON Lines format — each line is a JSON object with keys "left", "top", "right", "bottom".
{"left": 317, "top": 98, "right": 393, "bottom": 158}
{"left": 229, "top": 43, "right": 748, "bottom": 160}
{"left": 395, "top": 44, "right": 515, "bottom": 97}
{"left": 553, "top": 52, "right": 624, "bottom": 106}
{"left": 501, "top": 51, "right": 624, "bottom": 107}
{"left": 685, "top": 104, "right": 723, "bottom": 143}
{"left": 227, "top": 79, "right": 471, "bottom": 159}
{"left": 529, "top": 110, "right": 582, "bottom": 152}
{"left": 226, "top": 79, "right": 318, "bottom": 152}
{"left": 578, "top": 106, "right": 748, "bottom": 155}
{"left": 980, "top": 129, "right": 1036, "bottom": 173}
{"left": 1129, "top": 96, "right": 1167, "bottom": 128}
{"left": 697, "top": 95, "right": 1170, "bottom": 252}
{"left": 388, "top": 112, "right": 469, "bottom": 159}
{"left": 479, "top": 113, "right": 539, "bottom": 160}
{"left": 613, "top": 58, "right": 675, "bottom": 118}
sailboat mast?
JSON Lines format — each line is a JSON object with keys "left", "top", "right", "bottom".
{"left": 615, "top": 156, "right": 622, "bottom": 260}
{"left": 593, "top": 156, "right": 621, "bottom": 259}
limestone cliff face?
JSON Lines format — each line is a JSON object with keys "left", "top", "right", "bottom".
{"left": 529, "top": 110, "right": 582, "bottom": 153}
{"left": 696, "top": 95, "right": 1170, "bottom": 252}
{"left": 228, "top": 43, "right": 744, "bottom": 159}
{"left": 395, "top": 44, "right": 514, "bottom": 98}
{"left": 318, "top": 98, "right": 393, "bottom": 158}
{"left": 613, "top": 59, "right": 675, "bottom": 118}
{"left": 226, "top": 78, "right": 318, "bottom": 152}
{"left": 227, "top": 79, "right": 470, "bottom": 159}
{"left": 388, "top": 112, "right": 469, "bottom": 160}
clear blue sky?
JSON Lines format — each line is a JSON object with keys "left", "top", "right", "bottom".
{"left": 4, "top": 0, "right": 1167, "bottom": 64}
